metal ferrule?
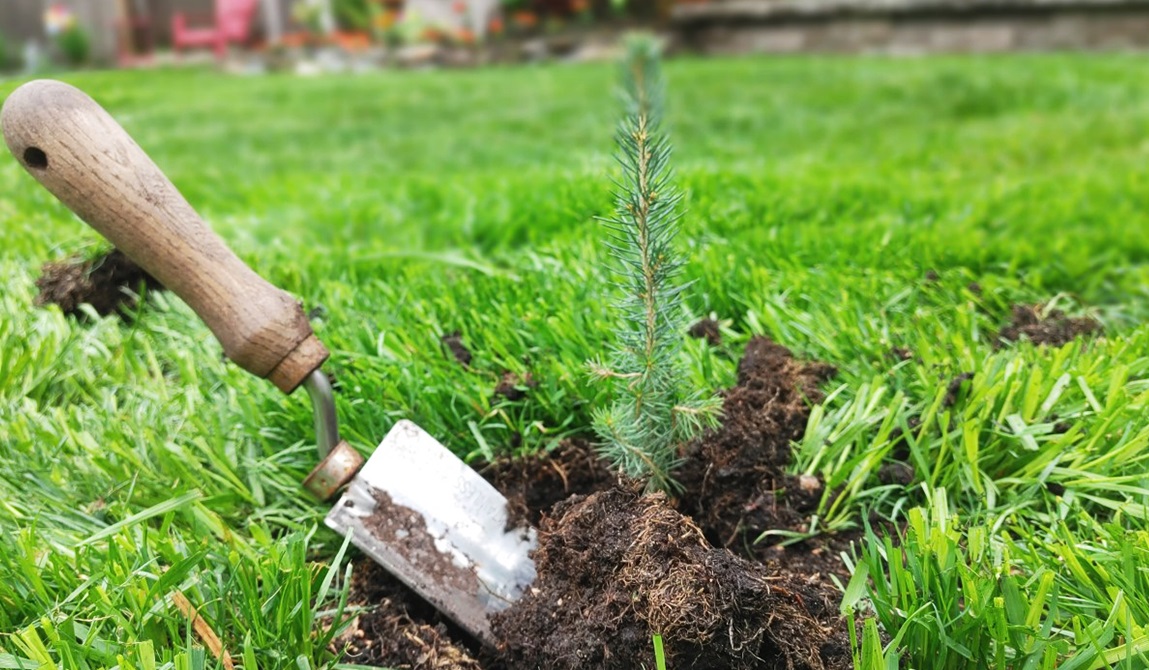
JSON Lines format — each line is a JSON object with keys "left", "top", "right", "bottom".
{"left": 301, "top": 369, "right": 363, "bottom": 500}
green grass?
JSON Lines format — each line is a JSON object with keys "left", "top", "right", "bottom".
{"left": 3, "top": 54, "right": 1149, "bottom": 668}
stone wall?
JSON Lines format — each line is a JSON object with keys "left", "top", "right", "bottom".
{"left": 674, "top": 0, "right": 1149, "bottom": 53}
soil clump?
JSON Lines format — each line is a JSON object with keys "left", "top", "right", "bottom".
{"left": 35, "top": 249, "right": 163, "bottom": 318}
{"left": 998, "top": 303, "right": 1102, "bottom": 348}
{"left": 688, "top": 317, "right": 722, "bottom": 345}
{"left": 441, "top": 332, "right": 473, "bottom": 367}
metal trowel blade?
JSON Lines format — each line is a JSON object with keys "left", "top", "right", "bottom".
{"left": 325, "top": 420, "right": 536, "bottom": 646}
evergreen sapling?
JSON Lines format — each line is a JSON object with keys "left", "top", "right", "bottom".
{"left": 590, "top": 36, "right": 721, "bottom": 492}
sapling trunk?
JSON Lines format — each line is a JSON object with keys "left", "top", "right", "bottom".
{"left": 591, "top": 35, "right": 720, "bottom": 492}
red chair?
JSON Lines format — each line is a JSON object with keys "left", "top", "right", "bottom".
{"left": 172, "top": 0, "right": 260, "bottom": 60}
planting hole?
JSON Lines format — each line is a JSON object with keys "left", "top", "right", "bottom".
{"left": 24, "top": 147, "right": 48, "bottom": 169}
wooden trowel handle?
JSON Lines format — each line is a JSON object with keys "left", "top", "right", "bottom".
{"left": 2, "top": 79, "right": 327, "bottom": 394}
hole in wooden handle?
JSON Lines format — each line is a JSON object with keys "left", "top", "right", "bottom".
{"left": 24, "top": 147, "right": 48, "bottom": 169}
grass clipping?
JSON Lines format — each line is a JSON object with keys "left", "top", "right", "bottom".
{"left": 590, "top": 35, "right": 720, "bottom": 492}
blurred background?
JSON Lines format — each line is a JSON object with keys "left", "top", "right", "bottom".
{"left": 5, "top": 0, "right": 1149, "bottom": 72}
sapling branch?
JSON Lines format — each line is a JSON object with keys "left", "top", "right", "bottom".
{"left": 590, "top": 35, "right": 721, "bottom": 492}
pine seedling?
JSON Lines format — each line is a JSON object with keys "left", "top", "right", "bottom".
{"left": 590, "top": 35, "right": 721, "bottom": 492}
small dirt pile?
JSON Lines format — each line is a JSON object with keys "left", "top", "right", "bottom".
{"left": 35, "top": 249, "right": 163, "bottom": 317}
{"left": 491, "top": 484, "right": 839, "bottom": 670}
{"left": 997, "top": 303, "right": 1101, "bottom": 348}
{"left": 677, "top": 336, "right": 837, "bottom": 558}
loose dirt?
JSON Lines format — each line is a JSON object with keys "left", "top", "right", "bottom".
{"left": 478, "top": 438, "right": 616, "bottom": 529}
{"left": 338, "top": 561, "right": 483, "bottom": 670}
{"left": 878, "top": 461, "right": 916, "bottom": 486}
{"left": 361, "top": 490, "right": 482, "bottom": 596}
{"left": 943, "top": 372, "right": 974, "bottom": 408}
{"left": 997, "top": 303, "right": 1102, "bottom": 348}
{"left": 35, "top": 249, "right": 163, "bottom": 318}
{"left": 493, "top": 371, "right": 536, "bottom": 402}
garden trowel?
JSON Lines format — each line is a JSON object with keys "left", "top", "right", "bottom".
{"left": 1, "top": 79, "right": 535, "bottom": 646}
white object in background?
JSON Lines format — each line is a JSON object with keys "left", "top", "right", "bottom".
{"left": 22, "top": 41, "right": 43, "bottom": 75}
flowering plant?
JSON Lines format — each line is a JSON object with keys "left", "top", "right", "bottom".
{"left": 43, "top": 4, "right": 89, "bottom": 66}
{"left": 43, "top": 4, "right": 77, "bottom": 36}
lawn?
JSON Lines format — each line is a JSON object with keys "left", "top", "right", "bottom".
{"left": 3, "top": 53, "right": 1149, "bottom": 668}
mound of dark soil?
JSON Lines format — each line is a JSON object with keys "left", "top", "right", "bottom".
{"left": 338, "top": 561, "right": 482, "bottom": 670}
{"left": 998, "top": 303, "right": 1102, "bottom": 348}
{"left": 677, "top": 336, "right": 837, "bottom": 558}
{"left": 491, "top": 485, "right": 843, "bottom": 670}
{"left": 35, "top": 249, "right": 163, "bottom": 317}
{"left": 350, "top": 335, "right": 852, "bottom": 669}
